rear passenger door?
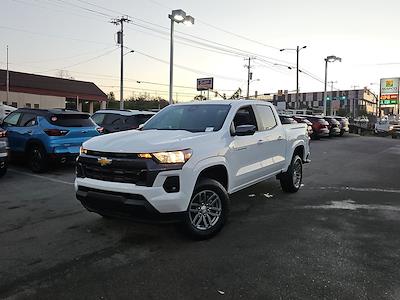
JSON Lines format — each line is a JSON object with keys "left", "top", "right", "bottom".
{"left": 16, "top": 113, "right": 38, "bottom": 152}
{"left": 255, "top": 105, "right": 286, "bottom": 175}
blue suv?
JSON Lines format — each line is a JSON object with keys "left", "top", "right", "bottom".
{"left": 1, "top": 108, "right": 101, "bottom": 172}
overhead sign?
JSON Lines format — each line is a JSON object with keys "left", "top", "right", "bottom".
{"left": 380, "top": 78, "right": 399, "bottom": 101}
{"left": 197, "top": 78, "right": 214, "bottom": 91}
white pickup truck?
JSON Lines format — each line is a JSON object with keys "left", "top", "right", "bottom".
{"left": 75, "top": 100, "right": 310, "bottom": 239}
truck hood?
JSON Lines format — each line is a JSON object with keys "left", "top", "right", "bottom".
{"left": 83, "top": 129, "right": 218, "bottom": 153}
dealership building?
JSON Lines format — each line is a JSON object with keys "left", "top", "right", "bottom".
{"left": 262, "top": 88, "right": 378, "bottom": 116}
{"left": 0, "top": 69, "right": 108, "bottom": 113}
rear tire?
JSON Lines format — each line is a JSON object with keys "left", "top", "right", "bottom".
{"left": 29, "top": 145, "right": 48, "bottom": 173}
{"left": 0, "top": 165, "right": 7, "bottom": 178}
{"left": 280, "top": 155, "right": 303, "bottom": 193}
{"left": 182, "top": 178, "right": 230, "bottom": 240}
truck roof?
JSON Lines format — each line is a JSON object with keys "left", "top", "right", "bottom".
{"left": 174, "top": 99, "right": 273, "bottom": 107}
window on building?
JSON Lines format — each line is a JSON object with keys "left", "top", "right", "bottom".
{"left": 25, "top": 103, "right": 31, "bottom": 108}
{"left": 93, "top": 101, "right": 101, "bottom": 112}
{"left": 81, "top": 100, "right": 90, "bottom": 113}
{"left": 34, "top": 104, "right": 39, "bottom": 109}
{"left": 65, "top": 98, "right": 78, "bottom": 110}
{"left": 2, "top": 101, "right": 7, "bottom": 105}
{"left": 11, "top": 102, "right": 17, "bottom": 108}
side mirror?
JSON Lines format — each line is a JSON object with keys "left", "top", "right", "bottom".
{"left": 234, "top": 125, "right": 256, "bottom": 136}
{"left": 138, "top": 124, "right": 144, "bottom": 130}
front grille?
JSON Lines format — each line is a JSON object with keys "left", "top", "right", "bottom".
{"left": 84, "top": 164, "right": 147, "bottom": 185}
{"left": 78, "top": 156, "right": 150, "bottom": 185}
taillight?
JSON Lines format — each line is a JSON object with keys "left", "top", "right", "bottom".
{"left": 96, "top": 127, "right": 104, "bottom": 134}
{"left": 0, "top": 130, "right": 6, "bottom": 138}
{"left": 44, "top": 129, "right": 69, "bottom": 136}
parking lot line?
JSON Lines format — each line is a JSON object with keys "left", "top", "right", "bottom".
{"left": 306, "top": 186, "right": 400, "bottom": 194}
{"left": 8, "top": 169, "right": 74, "bottom": 186}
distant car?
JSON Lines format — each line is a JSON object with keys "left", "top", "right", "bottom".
{"left": 91, "top": 110, "right": 156, "bottom": 133}
{"left": 334, "top": 116, "right": 350, "bottom": 136}
{"left": 0, "top": 128, "right": 8, "bottom": 177}
{"left": 324, "top": 117, "right": 341, "bottom": 137}
{"left": 278, "top": 114, "right": 297, "bottom": 124}
{"left": 374, "top": 120, "right": 399, "bottom": 136}
{"left": 1, "top": 108, "right": 101, "bottom": 173}
{"left": 389, "top": 123, "right": 400, "bottom": 139}
{"left": 303, "top": 116, "right": 330, "bottom": 140}
{"left": 291, "top": 115, "right": 314, "bottom": 137}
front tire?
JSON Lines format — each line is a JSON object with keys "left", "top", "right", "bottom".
{"left": 280, "top": 155, "right": 303, "bottom": 193}
{"left": 29, "top": 145, "right": 48, "bottom": 173}
{"left": 182, "top": 179, "right": 230, "bottom": 240}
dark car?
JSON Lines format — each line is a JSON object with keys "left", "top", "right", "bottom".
{"left": 279, "top": 114, "right": 297, "bottom": 124}
{"left": 0, "top": 128, "right": 8, "bottom": 177}
{"left": 324, "top": 116, "right": 341, "bottom": 137}
{"left": 334, "top": 116, "right": 350, "bottom": 136}
{"left": 292, "top": 115, "right": 314, "bottom": 137}
{"left": 91, "top": 110, "right": 155, "bottom": 134}
{"left": 303, "top": 115, "right": 330, "bottom": 140}
{"left": 390, "top": 124, "right": 400, "bottom": 139}
{"left": 2, "top": 108, "right": 100, "bottom": 172}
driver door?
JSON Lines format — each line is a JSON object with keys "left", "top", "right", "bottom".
{"left": 227, "top": 105, "right": 264, "bottom": 190}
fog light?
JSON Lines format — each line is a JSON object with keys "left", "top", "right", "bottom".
{"left": 163, "top": 176, "right": 180, "bottom": 193}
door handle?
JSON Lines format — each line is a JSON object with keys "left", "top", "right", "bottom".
{"left": 26, "top": 131, "right": 32, "bottom": 134}
{"left": 277, "top": 135, "right": 284, "bottom": 140}
{"left": 257, "top": 139, "right": 265, "bottom": 144}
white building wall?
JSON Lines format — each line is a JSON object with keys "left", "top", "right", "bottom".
{"left": 0, "top": 91, "right": 65, "bottom": 109}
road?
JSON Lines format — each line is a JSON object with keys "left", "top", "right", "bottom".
{"left": 0, "top": 134, "right": 400, "bottom": 299}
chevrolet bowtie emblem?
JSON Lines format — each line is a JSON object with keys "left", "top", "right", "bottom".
{"left": 98, "top": 157, "right": 112, "bottom": 167}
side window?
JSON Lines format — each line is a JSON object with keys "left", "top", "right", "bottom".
{"left": 232, "top": 106, "right": 258, "bottom": 130}
{"left": 126, "top": 116, "right": 139, "bottom": 128}
{"left": 19, "top": 113, "right": 37, "bottom": 127}
{"left": 256, "top": 105, "right": 277, "bottom": 131}
{"left": 104, "top": 114, "right": 123, "bottom": 125}
{"left": 3, "top": 112, "right": 22, "bottom": 126}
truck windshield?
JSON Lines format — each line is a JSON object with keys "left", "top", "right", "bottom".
{"left": 143, "top": 104, "right": 230, "bottom": 132}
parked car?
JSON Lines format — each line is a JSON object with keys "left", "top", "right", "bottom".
{"left": 324, "top": 116, "right": 341, "bottom": 137}
{"left": 1, "top": 108, "right": 101, "bottom": 173}
{"left": 0, "top": 104, "right": 17, "bottom": 122}
{"left": 76, "top": 100, "right": 310, "bottom": 239}
{"left": 291, "top": 115, "right": 314, "bottom": 137}
{"left": 374, "top": 119, "right": 400, "bottom": 136}
{"left": 389, "top": 123, "right": 400, "bottom": 139}
{"left": 0, "top": 128, "right": 8, "bottom": 178}
{"left": 91, "top": 110, "right": 155, "bottom": 133}
{"left": 278, "top": 114, "right": 298, "bottom": 125}
{"left": 334, "top": 116, "right": 350, "bottom": 136}
{"left": 303, "top": 115, "right": 330, "bottom": 139}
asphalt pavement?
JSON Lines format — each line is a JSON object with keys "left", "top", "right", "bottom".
{"left": 0, "top": 134, "right": 400, "bottom": 299}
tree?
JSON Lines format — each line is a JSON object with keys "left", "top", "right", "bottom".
{"left": 56, "top": 70, "right": 74, "bottom": 79}
{"left": 107, "top": 92, "right": 115, "bottom": 101}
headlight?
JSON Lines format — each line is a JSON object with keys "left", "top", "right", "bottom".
{"left": 80, "top": 147, "right": 88, "bottom": 155}
{"left": 148, "top": 149, "right": 192, "bottom": 164}
{"left": 389, "top": 126, "right": 394, "bottom": 130}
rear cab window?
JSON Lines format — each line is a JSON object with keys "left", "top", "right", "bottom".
{"left": 48, "top": 113, "right": 94, "bottom": 127}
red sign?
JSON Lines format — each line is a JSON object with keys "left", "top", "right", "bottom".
{"left": 380, "top": 94, "right": 398, "bottom": 100}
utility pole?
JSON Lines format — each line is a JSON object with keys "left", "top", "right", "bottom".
{"left": 328, "top": 81, "right": 337, "bottom": 115}
{"left": 351, "top": 85, "right": 359, "bottom": 119}
{"left": 6, "top": 45, "right": 9, "bottom": 104}
{"left": 245, "top": 57, "right": 253, "bottom": 99}
{"left": 111, "top": 16, "right": 131, "bottom": 110}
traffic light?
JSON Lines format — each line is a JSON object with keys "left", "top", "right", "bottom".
{"left": 326, "top": 96, "right": 331, "bottom": 101}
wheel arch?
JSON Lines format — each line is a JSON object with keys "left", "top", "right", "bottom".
{"left": 193, "top": 157, "right": 229, "bottom": 192}
{"left": 25, "top": 139, "right": 47, "bottom": 154}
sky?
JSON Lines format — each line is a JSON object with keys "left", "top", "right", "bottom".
{"left": 1, "top": 0, "right": 400, "bottom": 102}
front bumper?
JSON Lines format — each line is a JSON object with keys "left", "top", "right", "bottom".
{"left": 317, "top": 128, "right": 330, "bottom": 137}
{"left": 76, "top": 185, "right": 184, "bottom": 223}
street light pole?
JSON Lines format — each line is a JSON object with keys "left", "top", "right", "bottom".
{"left": 168, "top": 9, "right": 194, "bottom": 105}
{"left": 323, "top": 55, "right": 342, "bottom": 116}
{"left": 169, "top": 18, "right": 174, "bottom": 105}
{"left": 296, "top": 46, "right": 299, "bottom": 109}
{"left": 246, "top": 57, "right": 251, "bottom": 99}
{"left": 323, "top": 58, "right": 328, "bottom": 116}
